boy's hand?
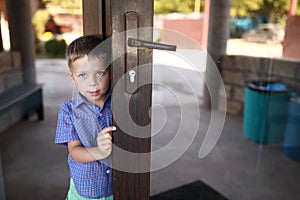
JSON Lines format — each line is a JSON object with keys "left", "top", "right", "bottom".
{"left": 97, "top": 126, "right": 116, "bottom": 159}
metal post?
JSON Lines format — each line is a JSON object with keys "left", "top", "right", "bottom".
{"left": 203, "top": 0, "right": 231, "bottom": 109}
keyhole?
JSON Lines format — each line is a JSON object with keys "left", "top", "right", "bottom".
{"left": 129, "top": 70, "right": 136, "bottom": 83}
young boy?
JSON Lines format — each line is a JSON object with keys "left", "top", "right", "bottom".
{"left": 55, "top": 35, "right": 115, "bottom": 199}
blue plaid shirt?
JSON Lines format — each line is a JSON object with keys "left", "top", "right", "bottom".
{"left": 55, "top": 90, "right": 113, "bottom": 198}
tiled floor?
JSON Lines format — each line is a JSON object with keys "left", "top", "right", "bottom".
{"left": 0, "top": 59, "right": 299, "bottom": 200}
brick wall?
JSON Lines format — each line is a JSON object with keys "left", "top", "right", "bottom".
{"left": 220, "top": 55, "right": 300, "bottom": 115}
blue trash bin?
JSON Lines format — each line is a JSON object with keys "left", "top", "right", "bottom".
{"left": 284, "top": 97, "right": 300, "bottom": 161}
{"left": 244, "top": 81, "right": 293, "bottom": 144}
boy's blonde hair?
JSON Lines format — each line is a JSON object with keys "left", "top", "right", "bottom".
{"left": 66, "top": 35, "right": 111, "bottom": 69}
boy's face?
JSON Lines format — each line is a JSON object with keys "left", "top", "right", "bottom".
{"left": 68, "top": 55, "right": 110, "bottom": 105}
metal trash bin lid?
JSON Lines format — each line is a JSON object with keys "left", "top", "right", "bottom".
{"left": 246, "top": 80, "right": 290, "bottom": 93}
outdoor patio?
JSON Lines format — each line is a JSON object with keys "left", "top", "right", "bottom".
{"left": 0, "top": 58, "right": 299, "bottom": 199}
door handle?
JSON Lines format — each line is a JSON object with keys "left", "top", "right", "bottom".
{"left": 124, "top": 11, "right": 177, "bottom": 94}
{"left": 128, "top": 38, "right": 177, "bottom": 51}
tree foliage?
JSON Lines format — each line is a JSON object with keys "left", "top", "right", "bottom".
{"left": 231, "top": 0, "right": 289, "bottom": 21}
{"left": 32, "top": 9, "right": 50, "bottom": 39}
{"left": 258, "top": 0, "right": 289, "bottom": 22}
{"left": 231, "top": 0, "right": 262, "bottom": 17}
{"left": 154, "top": 0, "right": 200, "bottom": 14}
{"left": 42, "top": 0, "right": 82, "bottom": 10}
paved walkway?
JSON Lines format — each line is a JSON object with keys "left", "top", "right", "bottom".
{"left": 0, "top": 58, "right": 299, "bottom": 199}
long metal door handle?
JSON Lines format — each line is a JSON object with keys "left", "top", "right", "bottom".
{"left": 124, "top": 11, "right": 177, "bottom": 94}
{"left": 128, "top": 37, "right": 177, "bottom": 51}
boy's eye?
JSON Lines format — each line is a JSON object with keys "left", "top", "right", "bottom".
{"left": 78, "top": 73, "right": 87, "bottom": 79}
{"left": 96, "top": 71, "right": 105, "bottom": 77}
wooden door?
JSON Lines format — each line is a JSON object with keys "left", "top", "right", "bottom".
{"left": 110, "top": 0, "right": 153, "bottom": 199}
{"left": 83, "top": 0, "right": 153, "bottom": 199}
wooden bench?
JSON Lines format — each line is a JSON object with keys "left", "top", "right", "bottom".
{"left": 0, "top": 84, "right": 43, "bottom": 199}
{"left": 0, "top": 84, "right": 43, "bottom": 122}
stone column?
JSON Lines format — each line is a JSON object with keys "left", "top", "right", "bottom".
{"left": 5, "top": 0, "right": 36, "bottom": 84}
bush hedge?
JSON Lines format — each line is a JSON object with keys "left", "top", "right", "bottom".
{"left": 44, "top": 39, "right": 67, "bottom": 57}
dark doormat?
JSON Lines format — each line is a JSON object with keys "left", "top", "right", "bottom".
{"left": 150, "top": 180, "right": 228, "bottom": 200}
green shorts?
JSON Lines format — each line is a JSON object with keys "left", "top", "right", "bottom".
{"left": 66, "top": 179, "right": 113, "bottom": 200}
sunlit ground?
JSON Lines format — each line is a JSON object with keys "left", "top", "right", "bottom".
{"left": 226, "top": 38, "right": 283, "bottom": 58}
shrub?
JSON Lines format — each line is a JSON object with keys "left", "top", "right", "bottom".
{"left": 44, "top": 39, "right": 67, "bottom": 57}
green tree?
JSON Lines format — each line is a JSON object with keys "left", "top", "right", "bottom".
{"left": 154, "top": 0, "right": 202, "bottom": 14}
{"left": 231, "top": 0, "right": 291, "bottom": 23}
{"left": 258, "top": 0, "right": 289, "bottom": 23}
{"left": 42, "top": 0, "right": 82, "bottom": 10}
{"left": 231, "top": 0, "right": 262, "bottom": 17}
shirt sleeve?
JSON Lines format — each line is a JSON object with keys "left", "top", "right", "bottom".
{"left": 55, "top": 101, "right": 80, "bottom": 146}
